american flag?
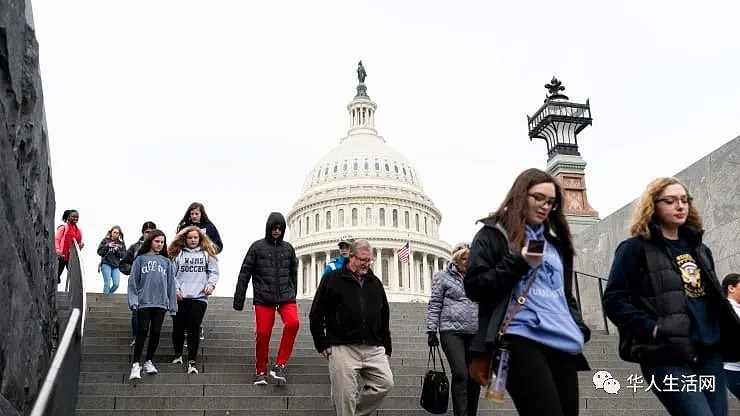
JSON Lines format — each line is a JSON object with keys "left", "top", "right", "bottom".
{"left": 396, "top": 242, "right": 410, "bottom": 263}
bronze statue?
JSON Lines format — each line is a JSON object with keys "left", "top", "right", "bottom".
{"left": 357, "top": 60, "right": 367, "bottom": 84}
{"left": 545, "top": 77, "right": 569, "bottom": 100}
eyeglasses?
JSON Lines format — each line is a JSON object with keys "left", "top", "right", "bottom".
{"left": 353, "top": 257, "right": 373, "bottom": 264}
{"left": 655, "top": 196, "right": 693, "bottom": 206}
{"left": 528, "top": 193, "right": 559, "bottom": 210}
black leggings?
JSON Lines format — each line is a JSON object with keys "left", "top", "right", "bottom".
{"left": 133, "top": 307, "right": 166, "bottom": 363}
{"left": 504, "top": 335, "right": 580, "bottom": 416}
{"left": 57, "top": 256, "right": 68, "bottom": 282}
{"left": 172, "top": 299, "right": 208, "bottom": 362}
{"left": 440, "top": 332, "right": 480, "bottom": 416}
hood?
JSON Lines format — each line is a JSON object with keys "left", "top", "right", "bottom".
{"left": 264, "top": 212, "right": 287, "bottom": 242}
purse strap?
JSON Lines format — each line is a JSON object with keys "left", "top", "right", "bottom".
{"left": 427, "top": 345, "right": 447, "bottom": 374}
{"left": 497, "top": 272, "right": 538, "bottom": 339}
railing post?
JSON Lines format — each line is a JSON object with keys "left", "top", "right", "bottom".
{"left": 598, "top": 279, "right": 609, "bottom": 334}
{"left": 573, "top": 272, "right": 582, "bottom": 312}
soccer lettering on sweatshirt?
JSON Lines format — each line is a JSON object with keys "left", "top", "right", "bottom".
{"left": 179, "top": 256, "right": 207, "bottom": 273}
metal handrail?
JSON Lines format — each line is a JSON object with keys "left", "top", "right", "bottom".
{"left": 29, "top": 308, "right": 81, "bottom": 416}
{"left": 574, "top": 271, "right": 610, "bottom": 334}
{"left": 29, "top": 242, "right": 86, "bottom": 415}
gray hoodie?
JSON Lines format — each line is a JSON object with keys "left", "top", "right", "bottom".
{"left": 173, "top": 247, "right": 219, "bottom": 303}
{"left": 426, "top": 262, "right": 478, "bottom": 334}
{"left": 128, "top": 254, "right": 178, "bottom": 314}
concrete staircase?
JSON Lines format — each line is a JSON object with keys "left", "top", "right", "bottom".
{"left": 62, "top": 293, "right": 739, "bottom": 415}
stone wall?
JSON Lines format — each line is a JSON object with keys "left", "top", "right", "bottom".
{"left": 573, "top": 136, "right": 740, "bottom": 330}
{"left": 0, "top": 1, "right": 56, "bottom": 414}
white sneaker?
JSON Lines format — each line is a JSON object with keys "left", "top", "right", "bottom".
{"left": 187, "top": 361, "right": 199, "bottom": 375}
{"left": 172, "top": 355, "right": 183, "bottom": 365}
{"left": 129, "top": 363, "right": 142, "bottom": 380}
{"left": 129, "top": 337, "right": 136, "bottom": 347}
{"left": 142, "top": 360, "right": 158, "bottom": 374}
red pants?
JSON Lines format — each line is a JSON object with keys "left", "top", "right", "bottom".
{"left": 254, "top": 303, "right": 300, "bottom": 374}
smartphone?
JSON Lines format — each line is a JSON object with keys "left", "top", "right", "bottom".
{"left": 526, "top": 240, "right": 545, "bottom": 255}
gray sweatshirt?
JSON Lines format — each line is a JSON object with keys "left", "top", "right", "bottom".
{"left": 128, "top": 254, "right": 178, "bottom": 314}
{"left": 172, "top": 247, "right": 219, "bottom": 303}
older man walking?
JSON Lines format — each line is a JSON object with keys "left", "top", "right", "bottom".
{"left": 309, "top": 239, "right": 394, "bottom": 415}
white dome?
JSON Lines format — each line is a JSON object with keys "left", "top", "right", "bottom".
{"left": 287, "top": 71, "right": 450, "bottom": 303}
{"left": 301, "top": 132, "right": 424, "bottom": 193}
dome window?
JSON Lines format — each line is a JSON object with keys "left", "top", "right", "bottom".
{"left": 379, "top": 208, "right": 385, "bottom": 226}
{"left": 364, "top": 160, "right": 369, "bottom": 171}
{"left": 326, "top": 211, "right": 332, "bottom": 230}
{"left": 343, "top": 162, "right": 347, "bottom": 172}
{"left": 375, "top": 161, "right": 380, "bottom": 171}
{"left": 353, "top": 160, "right": 358, "bottom": 171}
{"left": 404, "top": 211, "right": 410, "bottom": 229}
{"left": 338, "top": 209, "right": 345, "bottom": 228}
{"left": 315, "top": 213, "right": 320, "bottom": 232}
{"left": 394, "top": 165, "right": 399, "bottom": 174}
{"left": 352, "top": 208, "right": 358, "bottom": 226}
{"left": 365, "top": 207, "right": 372, "bottom": 225}
{"left": 415, "top": 213, "right": 420, "bottom": 232}
{"left": 385, "top": 163, "right": 389, "bottom": 172}
{"left": 333, "top": 164, "right": 338, "bottom": 173}
{"left": 392, "top": 209, "right": 398, "bottom": 227}
{"left": 402, "top": 167, "right": 407, "bottom": 175}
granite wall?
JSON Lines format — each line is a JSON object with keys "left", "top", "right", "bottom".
{"left": 0, "top": 1, "right": 56, "bottom": 414}
{"left": 573, "top": 136, "right": 740, "bottom": 331}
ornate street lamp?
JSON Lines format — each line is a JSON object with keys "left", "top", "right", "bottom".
{"left": 527, "top": 77, "right": 599, "bottom": 234}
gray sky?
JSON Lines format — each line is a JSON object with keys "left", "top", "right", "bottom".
{"left": 34, "top": 0, "right": 740, "bottom": 296}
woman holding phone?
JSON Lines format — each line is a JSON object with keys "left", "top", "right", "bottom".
{"left": 464, "top": 168, "right": 591, "bottom": 416}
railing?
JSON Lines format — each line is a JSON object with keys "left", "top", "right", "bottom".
{"left": 573, "top": 271, "right": 610, "bottom": 335}
{"left": 30, "top": 242, "right": 86, "bottom": 415}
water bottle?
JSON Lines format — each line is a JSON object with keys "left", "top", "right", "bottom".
{"left": 485, "top": 348, "right": 510, "bottom": 402}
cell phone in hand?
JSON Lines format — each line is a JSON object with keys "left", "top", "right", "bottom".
{"left": 526, "top": 240, "right": 545, "bottom": 255}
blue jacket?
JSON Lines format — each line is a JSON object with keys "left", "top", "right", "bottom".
{"left": 323, "top": 256, "right": 346, "bottom": 278}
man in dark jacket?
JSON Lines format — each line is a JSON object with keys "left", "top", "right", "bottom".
{"left": 309, "top": 239, "right": 394, "bottom": 415}
{"left": 233, "top": 212, "right": 299, "bottom": 385}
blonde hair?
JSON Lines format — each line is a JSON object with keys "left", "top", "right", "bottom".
{"left": 105, "top": 225, "right": 124, "bottom": 241}
{"left": 168, "top": 226, "right": 219, "bottom": 259}
{"left": 451, "top": 247, "right": 470, "bottom": 267}
{"left": 629, "top": 177, "right": 703, "bottom": 240}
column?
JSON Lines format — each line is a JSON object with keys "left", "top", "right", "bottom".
{"left": 422, "top": 254, "right": 428, "bottom": 293}
{"left": 392, "top": 248, "right": 399, "bottom": 292}
{"left": 310, "top": 254, "right": 317, "bottom": 294}
{"left": 297, "top": 256, "right": 304, "bottom": 297}
{"left": 375, "top": 248, "right": 382, "bottom": 283}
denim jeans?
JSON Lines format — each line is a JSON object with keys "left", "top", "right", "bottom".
{"left": 100, "top": 264, "right": 120, "bottom": 293}
{"left": 640, "top": 353, "right": 728, "bottom": 416}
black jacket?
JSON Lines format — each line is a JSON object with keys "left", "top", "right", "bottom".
{"left": 233, "top": 212, "right": 298, "bottom": 308}
{"left": 603, "top": 224, "right": 740, "bottom": 364}
{"left": 178, "top": 220, "right": 223, "bottom": 253}
{"left": 309, "top": 264, "right": 392, "bottom": 356}
{"left": 97, "top": 238, "right": 127, "bottom": 268}
{"left": 119, "top": 238, "right": 144, "bottom": 276}
{"left": 464, "top": 218, "right": 590, "bottom": 370}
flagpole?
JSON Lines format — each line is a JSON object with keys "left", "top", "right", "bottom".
{"left": 407, "top": 236, "right": 412, "bottom": 292}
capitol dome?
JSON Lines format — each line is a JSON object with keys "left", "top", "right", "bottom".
{"left": 287, "top": 63, "right": 451, "bottom": 302}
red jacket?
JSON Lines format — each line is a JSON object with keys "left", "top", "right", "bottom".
{"left": 55, "top": 223, "right": 83, "bottom": 261}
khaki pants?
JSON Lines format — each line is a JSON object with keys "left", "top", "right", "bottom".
{"left": 328, "top": 344, "right": 394, "bottom": 416}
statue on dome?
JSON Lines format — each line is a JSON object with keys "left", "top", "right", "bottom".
{"left": 357, "top": 61, "right": 367, "bottom": 84}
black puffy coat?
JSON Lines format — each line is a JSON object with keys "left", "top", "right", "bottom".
{"left": 233, "top": 212, "right": 298, "bottom": 308}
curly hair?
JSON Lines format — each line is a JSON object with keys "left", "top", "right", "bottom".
{"left": 168, "top": 225, "right": 219, "bottom": 259}
{"left": 628, "top": 177, "right": 703, "bottom": 239}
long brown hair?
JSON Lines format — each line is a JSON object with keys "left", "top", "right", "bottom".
{"left": 487, "top": 168, "right": 573, "bottom": 252}
{"left": 168, "top": 226, "right": 219, "bottom": 259}
{"left": 629, "top": 177, "right": 703, "bottom": 240}
{"left": 104, "top": 225, "right": 124, "bottom": 242}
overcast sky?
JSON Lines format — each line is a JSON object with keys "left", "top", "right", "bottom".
{"left": 34, "top": 0, "right": 740, "bottom": 296}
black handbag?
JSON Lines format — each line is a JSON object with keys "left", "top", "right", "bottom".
{"left": 420, "top": 345, "right": 449, "bottom": 414}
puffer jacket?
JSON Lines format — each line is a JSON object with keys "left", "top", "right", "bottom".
{"left": 427, "top": 262, "right": 478, "bottom": 334}
{"left": 233, "top": 212, "right": 298, "bottom": 308}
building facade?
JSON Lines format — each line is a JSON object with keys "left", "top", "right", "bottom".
{"left": 287, "top": 68, "right": 451, "bottom": 302}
